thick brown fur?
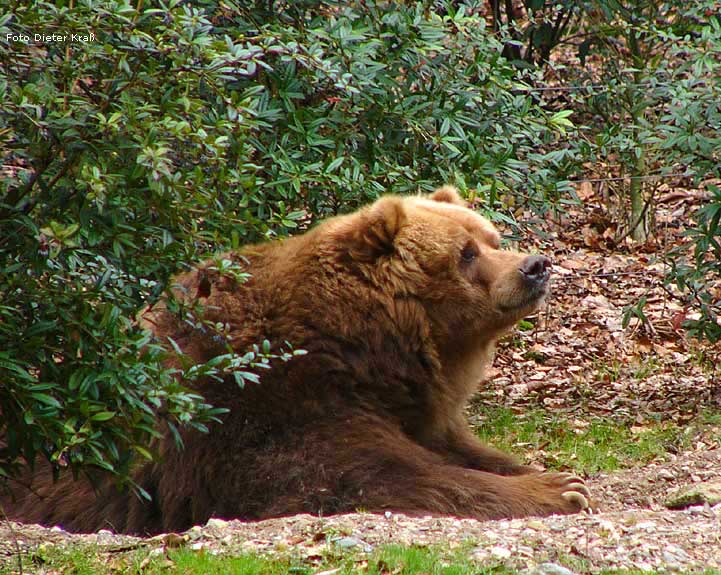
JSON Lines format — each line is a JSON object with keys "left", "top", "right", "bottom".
{"left": 1, "top": 187, "right": 590, "bottom": 534}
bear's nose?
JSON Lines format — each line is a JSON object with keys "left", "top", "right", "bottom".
{"left": 519, "top": 255, "right": 552, "bottom": 285}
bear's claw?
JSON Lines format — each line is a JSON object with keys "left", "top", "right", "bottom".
{"left": 534, "top": 471, "right": 594, "bottom": 513}
{"left": 561, "top": 490, "right": 590, "bottom": 511}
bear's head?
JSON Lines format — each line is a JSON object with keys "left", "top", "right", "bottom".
{"left": 335, "top": 186, "right": 549, "bottom": 334}
{"left": 328, "top": 186, "right": 551, "bottom": 396}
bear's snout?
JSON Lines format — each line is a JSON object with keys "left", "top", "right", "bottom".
{"left": 518, "top": 255, "right": 552, "bottom": 288}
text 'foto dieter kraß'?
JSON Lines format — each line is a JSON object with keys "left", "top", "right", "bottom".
{"left": 6, "top": 33, "right": 96, "bottom": 43}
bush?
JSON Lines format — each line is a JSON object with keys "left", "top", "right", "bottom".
{"left": 669, "top": 185, "right": 721, "bottom": 342}
{"left": 0, "top": 0, "right": 287, "bottom": 484}
{"left": 0, "top": 0, "right": 576, "bottom": 482}
{"left": 659, "top": 9, "right": 721, "bottom": 341}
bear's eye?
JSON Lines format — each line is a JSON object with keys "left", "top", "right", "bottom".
{"left": 460, "top": 243, "right": 478, "bottom": 263}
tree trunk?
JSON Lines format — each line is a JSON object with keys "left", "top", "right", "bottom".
{"left": 629, "top": 146, "right": 648, "bottom": 243}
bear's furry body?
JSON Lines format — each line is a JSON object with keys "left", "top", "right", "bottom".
{"left": 2, "top": 187, "right": 589, "bottom": 534}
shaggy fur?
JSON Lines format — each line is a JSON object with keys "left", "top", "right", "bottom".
{"left": 1, "top": 187, "right": 590, "bottom": 534}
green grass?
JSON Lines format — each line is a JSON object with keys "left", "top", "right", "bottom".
{"left": 7, "top": 545, "right": 100, "bottom": 575}
{"left": 470, "top": 407, "right": 717, "bottom": 473}
{"left": 8, "top": 542, "right": 721, "bottom": 575}
{"left": 5, "top": 543, "right": 515, "bottom": 575}
{"left": 147, "top": 549, "right": 303, "bottom": 574}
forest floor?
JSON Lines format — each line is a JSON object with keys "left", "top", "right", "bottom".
{"left": 1, "top": 191, "right": 720, "bottom": 574}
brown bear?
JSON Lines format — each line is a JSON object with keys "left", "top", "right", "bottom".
{"left": 1, "top": 186, "right": 590, "bottom": 534}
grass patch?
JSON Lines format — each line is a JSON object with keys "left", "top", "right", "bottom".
{"left": 8, "top": 542, "right": 721, "bottom": 575}
{"left": 367, "top": 544, "right": 492, "bottom": 574}
{"left": 6, "top": 543, "right": 518, "bottom": 575}
{"left": 147, "top": 549, "right": 304, "bottom": 574}
{"left": 470, "top": 407, "right": 701, "bottom": 473}
{"left": 5, "top": 544, "right": 102, "bottom": 575}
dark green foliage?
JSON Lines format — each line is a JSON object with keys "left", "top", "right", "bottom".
{"left": 0, "top": 1, "right": 575, "bottom": 481}
{"left": 670, "top": 185, "right": 721, "bottom": 342}
{"left": 211, "top": 1, "right": 579, "bottom": 218}
{"left": 0, "top": 0, "right": 250, "bottom": 484}
{"left": 656, "top": 8, "right": 721, "bottom": 341}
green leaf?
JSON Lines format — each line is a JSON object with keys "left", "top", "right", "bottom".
{"left": 0, "top": 354, "right": 34, "bottom": 382}
{"left": 326, "top": 157, "right": 344, "bottom": 173}
{"left": 29, "top": 393, "right": 62, "bottom": 409}
{"left": 133, "top": 445, "right": 154, "bottom": 461}
{"left": 90, "top": 411, "right": 116, "bottom": 422}
{"left": 25, "top": 320, "right": 58, "bottom": 338}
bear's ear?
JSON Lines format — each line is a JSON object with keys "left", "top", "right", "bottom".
{"left": 352, "top": 196, "right": 407, "bottom": 261}
{"left": 429, "top": 185, "right": 466, "bottom": 206}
